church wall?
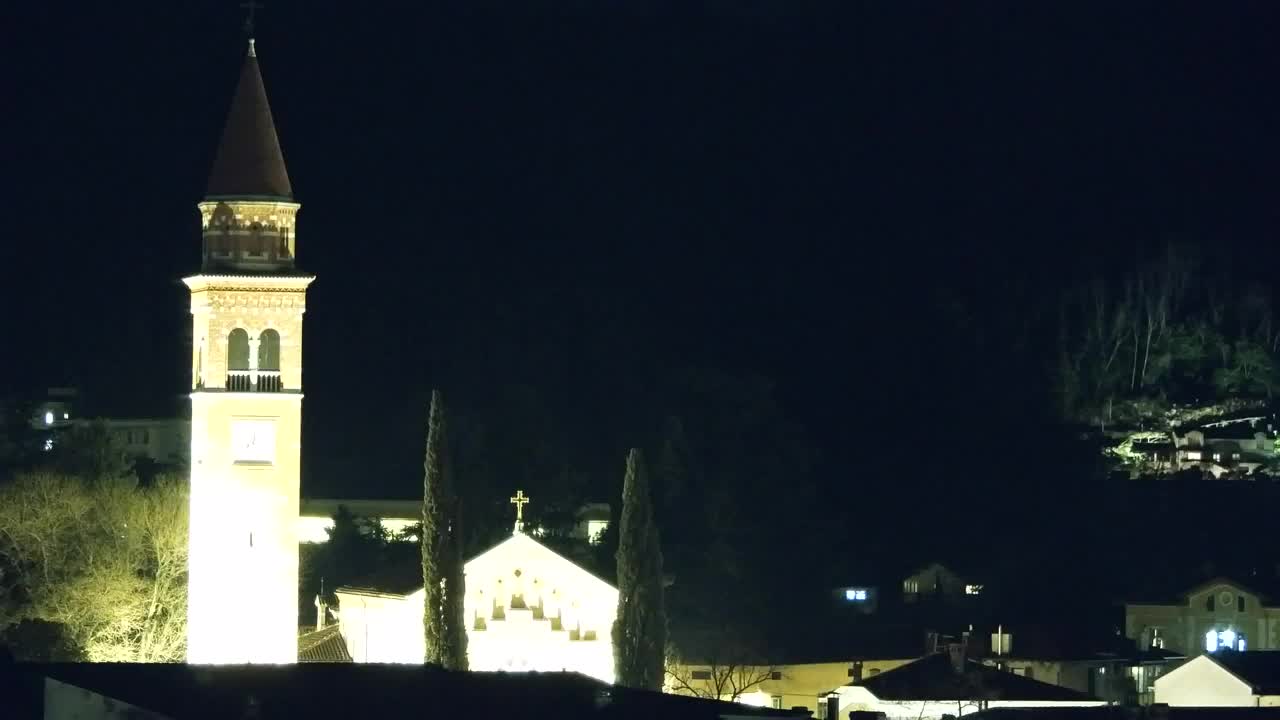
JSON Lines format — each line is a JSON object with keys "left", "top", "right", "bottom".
{"left": 336, "top": 591, "right": 424, "bottom": 663}
{"left": 463, "top": 534, "right": 618, "bottom": 683}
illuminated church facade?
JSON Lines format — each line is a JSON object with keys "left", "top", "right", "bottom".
{"left": 185, "top": 39, "right": 618, "bottom": 676}
{"left": 336, "top": 497, "right": 619, "bottom": 683}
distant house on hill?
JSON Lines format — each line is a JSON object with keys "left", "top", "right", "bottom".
{"left": 1123, "top": 415, "right": 1278, "bottom": 478}
{"left": 902, "top": 563, "right": 985, "bottom": 604}
{"left": 1170, "top": 417, "right": 1277, "bottom": 478}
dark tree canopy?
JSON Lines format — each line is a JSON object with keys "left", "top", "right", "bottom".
{"left": 613, "top": 448, "right": 666, "bottom": 690}
{"left": 421, "top": 390, "right": 466, "bottom": 669}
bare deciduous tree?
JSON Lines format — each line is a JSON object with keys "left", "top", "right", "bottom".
{"left": 664, "top": 641, "right": 779, "bottom": 703}
{"left": 0, "top": 473, "right": 187, "bottom": 662}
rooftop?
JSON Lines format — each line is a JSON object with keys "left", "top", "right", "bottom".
{"left": 1210, "top": 650, "right": 1280, "bottom": 695}
{"left": 851, "top": 652, "right": 1099, "bottom": 702}
{"left": 3, "top": 664, "right": 808, "bottom": 720}
{"left": 205, "top": 40, "right": 292, "bottom": 200}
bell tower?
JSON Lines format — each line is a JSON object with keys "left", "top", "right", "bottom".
{"left": 185, "top": 37, "right": 313, "bottom": 664}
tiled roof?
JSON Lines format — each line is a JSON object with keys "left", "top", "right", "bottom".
{"left": 852, "top": 653, "right": 1098, "bottom": 702}
{"left": 298, "top": 625, "right": 352, "bottom": 663}
{"left": 206, "top": 41, "right": 292, "bottom": 200}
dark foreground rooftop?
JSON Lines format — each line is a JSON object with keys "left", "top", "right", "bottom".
{"left": 968, "top": 706, "right": 1280, "bottom": 720}
{"left": 0, "top": 663, "right": 810, "bottom": 720}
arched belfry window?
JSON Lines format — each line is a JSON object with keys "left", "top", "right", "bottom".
{"left": 228, "top": 329, "right": 250, "bottom": 370}
{"left": 258, "top": 329, "right": 280, "bottom": 371}
{"left": 226, "top": 329, "right": 251, "bottom": 391}
{"left": 248, "top": 222, "right": 265, "bottom": 257}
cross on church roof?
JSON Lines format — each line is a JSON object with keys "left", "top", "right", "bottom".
{"left": 510, "top": 490, "right": 530, "bottom": 534}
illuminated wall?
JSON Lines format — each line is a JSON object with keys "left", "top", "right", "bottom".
{"left": 832, "top": 685, "right": 1106, "bottom": 719}
{"left": 185, "top": 274, "right": 313, "bottom": 664}
{"left": 667, "top": 659, "right": 915, "bottom": 716}
{"left": 336, "top": 532, "right": 618, "bottom": 683}
{"left": 1154, "top": 655, "right": 1261, "bottom": 707}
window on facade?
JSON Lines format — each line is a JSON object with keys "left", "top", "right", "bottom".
{"left": 770, "top": 671, "right": 782, "bottom": 680}
{"left": 691, "top": 670, "right": 711, "bottom": 680}
{"left": 1207, "top": 595, "right": 1215, "bottom": 612}
{"left": 770, "top": 697, "right": 782, "bottom": 709}
{"left": 258, "top": 329, "right": 281, "bottom": 371}
{"left": 247, "top": 223, "right": 265, "bottom": 256}
{"left": 1185, "top": 450, "right": 1202, "bottom": 460}
{"left": 1205, "top": 629, "right": 1246, "bottom": 653}
{"left": 227, "top": 329, "right": 251, "bottom": 371}
{"left": 1238, "top": 596, "right": 1246, "bottom": 612}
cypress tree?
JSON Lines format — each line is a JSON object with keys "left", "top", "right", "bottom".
{"left": 422, "top": 389, "right": 467, "bottom": 668}
{"left": 612, "top": 447, "right": 667, "bottom": 690}
{"left": 440, "top": 431, "right": 468, "bottom": 670}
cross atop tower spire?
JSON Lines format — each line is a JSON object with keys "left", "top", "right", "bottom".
{"left": 241, "top": 0, "right": 263, "bottom": 38}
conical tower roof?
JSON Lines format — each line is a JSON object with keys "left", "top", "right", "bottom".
{"left": 206, "top": 39, "right": 293, "bottom": 200}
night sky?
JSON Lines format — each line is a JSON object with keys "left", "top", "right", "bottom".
{"left": 5, "top": 0, "right": 1278, "bottom": 549}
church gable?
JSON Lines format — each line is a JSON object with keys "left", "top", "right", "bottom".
{"left": 466, "top": 532, "right": 616, "bottom": 599}
{"left": 462, "top": 532, "right": 617, "bottom": 681}
{"left": 1184, "top": 579, "right": 1260, "bottom": 612}
{"left": 335, "top": 529, "right": 618, "bottom": 682}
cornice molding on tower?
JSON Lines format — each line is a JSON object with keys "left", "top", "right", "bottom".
{"left": 183, "top": 274, "right": 316, "bottom": 294}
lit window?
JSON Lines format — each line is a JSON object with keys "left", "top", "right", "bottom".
{"left": 43, "top": 438, "right": 54, "bottom": 452}
{"left": 587, "top": 520, "right": 609, "bottom": 545}
{"left": 1213, "top": 452, "right": 1222, "bottom": 462}
{"left": 1220, "top": 629, "right": 1237, "bottom": 649}
{"left": 44, "top": 411, "right": 54, "bottom": 425}
{"left": 62, "top": 412, "right": 69, "bottom": 419}
{"left": 1185, "top": 451, "right": 1202, "bottom": 461}
{"left": 1206, "top": 629, "right": 1246, "bottom": 653}
{"left": 845, "top": 588, "right": 867, "bottom": 601}
{"left": 965, "top": 584, "right": 983, "bottom": 595}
